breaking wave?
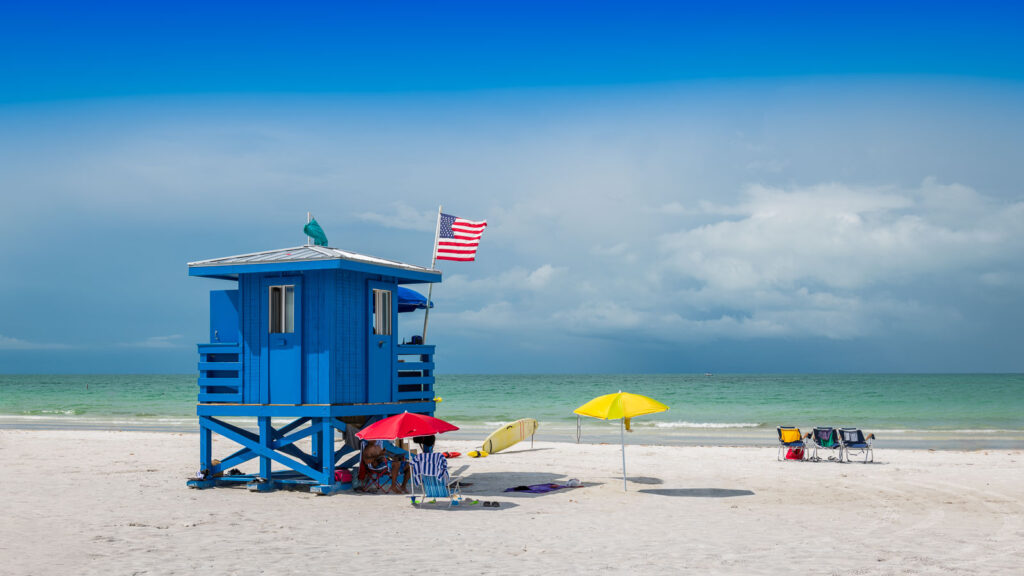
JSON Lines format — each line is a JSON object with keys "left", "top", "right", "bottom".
{"left": 652, "top": 421, "right": 761, "bottom": 429}
{"left": 32, "top": 409, "right": 80, "bottom": 416}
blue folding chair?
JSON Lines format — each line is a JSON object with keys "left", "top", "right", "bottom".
{"left": 809, "top": 426, "right": 843, "bottom": 462}
{"left": 838, "top": 428, "right": 875, "bottom": 463}
{"left": 777, "top": 426, "right": 808, "bottom": 461}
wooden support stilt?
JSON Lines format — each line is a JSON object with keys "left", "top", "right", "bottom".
{"left": 253, "top": 416, "right": 275, "bottom": 492}
{"left": 319, "top": 418, "right": 334, "bottom": 486}
{"left": 188, "top": 417, "right": 217, "bottom": 489}
{"left": 199, "top": 420, "right": 212, "bottom": 472}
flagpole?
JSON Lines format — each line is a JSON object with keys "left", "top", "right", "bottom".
{"left": 306, "top": 212, "right": 312, "bottom": 246}
{"left": 422, "top": 205, "right": 442, "bottom": 342}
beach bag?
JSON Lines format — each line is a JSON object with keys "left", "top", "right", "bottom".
{"left": 334, "top": 469, "right": 353, "bottom": 483}
{"left": 785, "top": 448, "right": 804, "bottom": 460}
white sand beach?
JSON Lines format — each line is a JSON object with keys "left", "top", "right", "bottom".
{"left": 1, "top": 429, "right": 1022, "bottom": 575}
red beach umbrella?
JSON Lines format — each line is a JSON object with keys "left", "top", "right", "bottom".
{"left": 355, "top": 411, "right": 459, "bottom": 441}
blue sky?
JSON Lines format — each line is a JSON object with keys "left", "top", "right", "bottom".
{"left": 1, "top": 1, "right": 1022, "bottom": 373}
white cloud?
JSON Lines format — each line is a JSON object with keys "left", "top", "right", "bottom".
{"left": 431, "top": 301, "right": 559, "bottom": 338}
{"left": 658, "top": 202, "right": 688, "bottom": 215}
{"left": 591, "top": 243, "right": 630, "bottom": 256}
{"left": 462, "top": 178, "right": 1023, "bottom": 345}
{"left": 554, "top": 301, "right": 648, "bottom": 333}
{"left": 630, "top": 180, "right": 1024, "bottom": 340}
{"left": 661, "top": 181, "right": 1022, "bottom": 292}
{"left": 117, "top": 335, "right": 185, "bottom": 349}
{"left": 525, "top": 264, "right": 561, "bottom": 289}
{"left": 357, "top": 202, "right": 438, "bottom": 232}
{"left": 0, "top": 334, "right": 72, "bottom": 350}
{"left": 590, "top": 243, "right": 638, "bottom": 264}
{"left": 442, "top": 265, "right": 568, "bottom": 298}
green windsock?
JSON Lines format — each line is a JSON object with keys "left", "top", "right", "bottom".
{"left": 303, "top": 218, "right": 328, "bottom": 246}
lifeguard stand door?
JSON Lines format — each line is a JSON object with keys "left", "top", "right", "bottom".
{"left": 368, "top": 281, "right": 394, "bottom": 403}
{"left": 262, "top": 276, "right": 302, "bottom": 404}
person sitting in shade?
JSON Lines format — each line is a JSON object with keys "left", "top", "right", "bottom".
{"left": 359, "top": 439, "right": 409, "bottom": 494}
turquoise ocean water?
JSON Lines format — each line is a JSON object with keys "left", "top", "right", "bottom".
{"left": 1, "top": 373, "right": 1022, "bottom": 449}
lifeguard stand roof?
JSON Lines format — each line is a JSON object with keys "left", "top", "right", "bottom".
{"left": 188, "top": 245, "right": 441, "bottom": 283}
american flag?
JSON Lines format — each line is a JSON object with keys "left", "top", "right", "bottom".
{"left": 435, "top": 213, "right": 487, "bottom": 262}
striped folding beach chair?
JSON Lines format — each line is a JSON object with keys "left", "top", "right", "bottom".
{"left": 409, "top": 452, "right": 463, "bottom": 506}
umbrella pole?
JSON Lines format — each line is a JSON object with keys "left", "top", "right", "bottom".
{"left": 621, "top": 417, "right": 627, "bottom": 491}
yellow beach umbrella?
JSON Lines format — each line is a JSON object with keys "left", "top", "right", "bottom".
{"left": 574, "top": 391, "right": 669, "bottom": 491}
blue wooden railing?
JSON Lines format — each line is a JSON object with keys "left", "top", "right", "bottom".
{"left": 197, "top": 342, "right": 433, "bottom": 404}
{"left": 197, "top": 342, "right": 242, "bottom": 403}
{"left": 395, "top": 344, "right": 435, "bottom": 402}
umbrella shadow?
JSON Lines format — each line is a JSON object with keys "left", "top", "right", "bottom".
{"left": 637, "top": 488, "right": 755, "bottom": 498}
{"left": 454, "top": 471, "right": 592, "bottom": 498}
{"left": 627, "top": 476, "right": 663, "bottom": 485}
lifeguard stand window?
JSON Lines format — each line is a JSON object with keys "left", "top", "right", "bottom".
{"left": 372, "top": 288, "right": 392, "bottom": 335}
{"left": 269, "top": 285, "right": 295, "bottom": 333}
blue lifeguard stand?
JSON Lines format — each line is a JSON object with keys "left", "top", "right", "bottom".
{"left": 186, "top": 244, "right": 440, "bottom": 494}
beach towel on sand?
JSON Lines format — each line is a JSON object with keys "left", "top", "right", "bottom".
{"left": 504, "top": 483, "right": 576, "bottom": 493}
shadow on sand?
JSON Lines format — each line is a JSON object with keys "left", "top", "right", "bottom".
{"left": 452, "top": 471, "right": 598, "bottom": 498}
{"left": 638, "top": 488, "right": 754, "bottom": 498}
{"left": 411, "top": 499, "right": 521, "bottom": 512}
{"left": 626, "top": 476, "right": 663, "bottom": 485}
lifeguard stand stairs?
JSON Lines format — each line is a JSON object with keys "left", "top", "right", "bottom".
{"left": 186, "top": 245, "right": 440, "bottom": 494}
